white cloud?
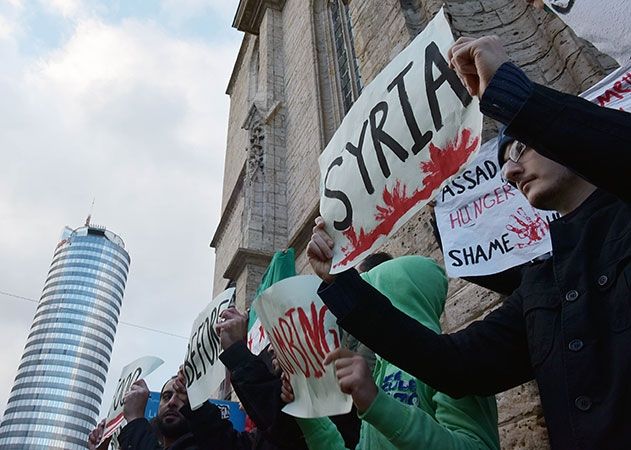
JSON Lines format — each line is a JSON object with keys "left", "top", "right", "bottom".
{"left": 160, "top": 0, "right": 238, "bottom": 25}
{"left": 5, "top": 0, "right": 24, "bottom": 9}
{"left": 42, "top": 0, "right": 88, "bottom": 19}
{"left": 0, "top": 0, "right": 23, "bottom": 42}
{"left": 0, "top": 15, "right": 15, "bottom": 41}
{"left": 0, "top": 10, "right": 241, "bottom": 418}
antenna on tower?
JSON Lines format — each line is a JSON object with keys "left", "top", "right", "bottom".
{"left": 85, "top": 198, "right": 95, "bottom": 227}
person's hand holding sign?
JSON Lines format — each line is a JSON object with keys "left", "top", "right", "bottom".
{"left": 173, "top": 365, "right": 190, "bottom": 405}
{"left": 280, "top": 372, "right": 295, "bottom": 404}
{"left": 447, "top": 35, "right": 509, "bottom": 97}
{"left": 324, "top": 348, "right": 378, "bottom": 414}
{"left": 87, "top": 419, "right": 106, "bottom": 450}
{"left": 216, "top": 307, "right": 248, "bottom": 350}
{"left": 123, "top": 379, "right": 150, "bottom": 422}
{"left": 307, "top": 216, "right": 336, "bottom": 284}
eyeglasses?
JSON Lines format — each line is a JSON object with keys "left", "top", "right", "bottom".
{"left": 505, "top": 141, "right": 527, "bottom": 164}
{"left": 501, "top": 141, "right": 528, "bottom": 188}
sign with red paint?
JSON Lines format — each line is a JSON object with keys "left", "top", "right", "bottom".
{"left": 184, "top": 287, "right": 235, "bottom": 410}
{"left": 434, "top": 63, "right": 631, "bottom": 277}
{"left": 319, "top": 9, "right": 482, "bottom": 273}
{"left": 581, "top": 62, "right": 631, "bottom": 112}
{"left": 100, "top": 355, "right": 164, "bottom": 443}
{"left": 435, "top": 139, "right": 558, "bottom": 277}
{"left": 252, "top": 275, "right": 352, "bottom": 418}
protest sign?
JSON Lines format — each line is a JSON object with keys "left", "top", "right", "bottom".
{"left": 319, "top": 9, "right": 482, "bottom": 274}
{"left": 544, "top": 0, "right": 629, "bottom": 66}
{"left": 101, "top": 355, "right": 164, "bottom": 442}
{"left": 435, "top": 139, "right": 558, "bottom": 277}
{"left": 434, "top": 61, "right": 631, "bottom": 277}
{"left": 184, "top": 287, "right": 235, "bottom": 410}
{"left": 247, "top": 249, "right": 296, "bottom": 355}
{"left": 580, "top": 62, "right": 631, "bottom": 111}
{"left": 253, "top": 275, "right": 352, "bottom": 418}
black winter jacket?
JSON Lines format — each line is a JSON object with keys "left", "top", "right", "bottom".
{"left": 117, "top": 402, "right": 254, "bottom": 450}
{"left": 317, "top": 64, "right": 631, "bottom": 449}
{"left": 220, "top": 341, "right": 361, "bottom": 450}
{"left": 117, "top": 418, "right": 196, "bottom": 450}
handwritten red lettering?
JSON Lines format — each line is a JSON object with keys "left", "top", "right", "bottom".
{"left": 449, "top": 183, "right": 515, "bottom": 229}
{"left": 268, "top": 302, "right": 338, "bottom": 379}
{"left": 596, "top": 72, "right": 631, "bottom": 107}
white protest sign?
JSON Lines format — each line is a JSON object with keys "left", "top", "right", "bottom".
{"left": 101, "top": 355, "right": 164, "bottom": 441}
{"left": 435, "top": 139, "right": 558, "bottom": 277}
{"left": 434, "top": 61, "right": 631, "bottom": 277}
{"left": 580, "top": 63, "right": 631, "bottom": 111}
{"left": 544, "top": 0, "right": 630, "bottom": 66}
{"left": 184, "top": 287, "right": 235, "bottom": 410}
{"left": 319, "top": 9, "right": 482, "bottom": 274}
{"left": 253, "top": 275, "right": 352, "bottom": 418}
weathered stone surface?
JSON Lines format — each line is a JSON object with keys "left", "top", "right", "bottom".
{"left": 499, "top": 415, "right": 550, "bottom": 449}
{"left": 497, "top": 381, "right": 543, "bottom": 425}
{"left": 441, "top": 283, "right": 503, "bottom": 332}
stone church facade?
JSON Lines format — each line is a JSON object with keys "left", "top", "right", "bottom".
{"left": 211, "top": 1, "right": 616, "bottom": 447}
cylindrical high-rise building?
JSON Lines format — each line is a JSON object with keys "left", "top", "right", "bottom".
{"left": 0, "top": 221, "right": 130, "bottom": 449}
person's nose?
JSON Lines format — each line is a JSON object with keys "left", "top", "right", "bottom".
{"left": 502, "top": 160, "right": 524, "bottom": 185}
{"left": 166, "top": 394, "right": 180, "bottom": 409}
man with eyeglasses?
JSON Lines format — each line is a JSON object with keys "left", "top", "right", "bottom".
{"left": 305, "top": 36, "right": 631, "bottom": 449}
{"left": 497, "top": 128, "right": 597, "bottom": 215}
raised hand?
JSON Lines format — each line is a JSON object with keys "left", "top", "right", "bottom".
{"left": 173, "top": 365, "right": 190, "bottom": 405}
{"left": 280, "top": 372, "right": 295, "bottom": 404}
{"left": 87, "top": 418, "right": 106, "bottom": 450}
{"left": 307, "top": 216, "right": 336, "bottom": 284}
{"left": 324, "top": 348, "right": 378, "bottom": 413}
{"left": 447, "top": 35, "right": 509, "bottom": 97}
{"left": 123, "top": 379, "right": 150, "bottom": 422}
{"left": 216, "top": 307, "right": 248, "bottom": 351}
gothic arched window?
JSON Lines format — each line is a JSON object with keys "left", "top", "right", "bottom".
{"left": 329, "top": 0, "right": 362, "bottom": 113}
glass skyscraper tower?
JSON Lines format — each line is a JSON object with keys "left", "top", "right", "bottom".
{"left": 0, "top": 221, "right": 130, "bottom": 449}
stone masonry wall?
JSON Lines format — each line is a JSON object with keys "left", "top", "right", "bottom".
{"left": 221, "top": 35, "right": 255, "bottom": 212}
{"left": 281, "top": 0, "right": 322, "bottom": 244}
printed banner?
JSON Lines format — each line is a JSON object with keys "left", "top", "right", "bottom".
{"left": 319, "top": 9, "right": 482, "bottom": 274}
{"left": 101, "top": 355, "right": 164, "bottom": 442}
{"left": 253, "top": 275, "right": 352, "bottom": 418}
{"left": 435, "top": 139, "right": 558, "bottom": 277}
{"left": 184, "top": 287, "right": 235, "bottom": 410}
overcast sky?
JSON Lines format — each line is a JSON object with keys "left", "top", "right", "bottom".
{"left": 0, "top": 0, "right": 241, "bottom": 418}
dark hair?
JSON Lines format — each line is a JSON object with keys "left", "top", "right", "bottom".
{"left": 497, "top": 126, "right": 515, "bottom": 169}
{"left": 358, "top": 252, "right": 393, "bottom": 273}
{"left": 160, "top": 375, "right": 178, "bottom": 394}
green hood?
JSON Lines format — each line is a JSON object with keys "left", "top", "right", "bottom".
{"left": 360, "top": 255, "right": 448, "bottom": 334}
{"left": 297, "top": 256, "right": 499, "bottom": 450}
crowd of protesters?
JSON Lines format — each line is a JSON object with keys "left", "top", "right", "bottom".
{"left": 87, "top": 3, "right": 630, "bottom": 448}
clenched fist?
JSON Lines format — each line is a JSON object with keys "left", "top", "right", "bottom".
{"left": 324, "top": 348, "right": 378, "bottom": 413}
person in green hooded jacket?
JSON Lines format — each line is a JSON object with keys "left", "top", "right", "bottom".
{"left": 294, "top": 256, "right": 500, "bottom": 450}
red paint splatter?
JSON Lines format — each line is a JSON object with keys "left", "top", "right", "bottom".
{"left": 506, "top": 207, "right": 549, "bottom": 248}
{"left": 336, "top": 128, "right": 479, "bottom": 268}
